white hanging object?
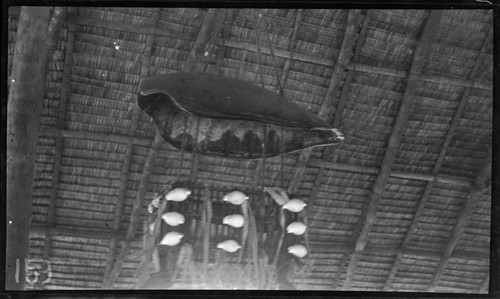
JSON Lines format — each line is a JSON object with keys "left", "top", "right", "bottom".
{"left": 217, "top": 240, "right": 241, "bottom": 253}
{"left": 287, "top": 244, "right": 308, "bottom": 258}
{"left": 165, "top": 187, "right": 191, "bottom": 202}
{"left": 160, "top": 232, "right": 184, "bottom": 246}
{"left": 286, "top": 221, "right": 307, "bottom": 235}
{"left": 264, "top": 186, "right": 290, "bottom": 206}
{"left": 222, "top": 214, "right": 245, "bottom": 228}
{"left": 161, "top": 212, "right": 185, "bottom": 226}
{"left": 222, "top": 191, "right": 248, "bottom": 205}
{"left": 282, "top": 198, "right": 307, "bottom": 213}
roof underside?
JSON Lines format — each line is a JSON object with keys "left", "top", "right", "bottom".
{"left": 7, "top": 7, "right": 492, "bottom": 292}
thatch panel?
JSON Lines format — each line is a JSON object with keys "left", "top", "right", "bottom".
{"left": 424, "top": 43, "right": 480, "bottom": 78}
{"left": 436, "top": 10, "right": 492, "bottom": 50}
{"left": 70, "top": 53, "right": 141, "bottom": 86}
{"left": 360, "top": 32, "right": 414, "bottom": 70}
{"left": 74, "top": 26, "right": 147, "bottom": 53}
{"left": 372, "top": 10, "right": 425, "bottom": 34}
{"left": 79, "top": 7, "right": 157, "bottom": 24}
{"left": 54, "top": 203, "right": 114, "bottom": 223}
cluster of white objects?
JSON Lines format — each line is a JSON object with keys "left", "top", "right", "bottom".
{"left": 264, "top": 187, "right": 308, "bottom": 258}
{"left": 216, "top": 190, "right": 250, "bottom": 253}
{"left": 150, "top": 187, "right": 192, "bottom": 247}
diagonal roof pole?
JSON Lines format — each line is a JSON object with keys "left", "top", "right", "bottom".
{"left": 101, "top": 9, "right": 161, "bottom": 289}
{"left": 102, "top": 8, "right": 224, "bottom": 289}
{"left": 6, "top": 7, "right": 52, "bottom": 290}
{"left": 287, "top": 9, "right": 362, "bottom": 196}
{"left": 383, "top": 22, "right": 493, "bottom": 292}
{"left": 342, "top": 10, "right": 443, "bottom": 289}
{"left": 428, "top": 148, "right": 491, "bottom": 291}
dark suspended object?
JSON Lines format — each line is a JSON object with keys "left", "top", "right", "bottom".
{"left": 138, "top": 72, "right": 344, "bottom": 159}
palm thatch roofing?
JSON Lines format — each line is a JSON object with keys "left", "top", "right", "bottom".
{"left": 6, "top": 5, "right": 494, "bottom": 293}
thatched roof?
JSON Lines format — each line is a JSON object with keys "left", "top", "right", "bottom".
{"left": 7, "top": 6, "right": 493, "bottom": 293}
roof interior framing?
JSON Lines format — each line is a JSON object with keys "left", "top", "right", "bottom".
{"left": 7, "top": 6, "right": 492, "bottom": 291}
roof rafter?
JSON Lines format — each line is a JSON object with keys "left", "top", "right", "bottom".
{"left": 343, "top": 10, "right": 443, "bottom": 289}
{"left": 101, "top": 8, "right": 160, "bottom": 288}
{"left": 43, "top": 9, "right": 73, "bottom": 260}
{"left": 287, "top": 9, "right": 362, "bottom": 196}
{"left": 383, "top": 23, "right": 493, "bottom": 292}
{"left": 427, "top": 148, "right": 491, "bottom": 291}
{"left": 102, "top": 8, "right": 224, "bottom": 289}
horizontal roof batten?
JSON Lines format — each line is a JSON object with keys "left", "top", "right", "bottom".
{"left": 39, "top": 127, "right": 473, "bottom": 187}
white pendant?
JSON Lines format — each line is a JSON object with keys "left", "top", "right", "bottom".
{"left": 286, "top": 221, "right": 307, "bottom": 235}
{"left": 160, "top": 231, "right": 184, "bottom": 246}
{"left": 282, "top": 198, "right": 307, "bottom": 213}
{"left": 287, "top": 244, "right": 308, "bottom": 258}
{"left": 222, "top": 214, "right": 245, "bottom": 228}
{"left": 222, "top": 191, "right": 248, "bottom": 205}
{"left": 161, "top": 211, "right": 185, "bottom": 226}
{"left": 165, "top": 187, "right": 191, "bottom": 202}
{"left": 217, "top": 240, "right": 241, "bottom": 253}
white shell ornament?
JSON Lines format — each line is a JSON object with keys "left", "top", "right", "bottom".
{"left": 286, "top": 222, "right": 307, "bottom": 235}
{"left": 287, "top": 244, "right": 308, "bottom": 258}
{"left": 217, "top": 240, "right": 241, "bottom": 253}
{"left": 160, "top": 232, "right": 184, "bottom": 246}
{"left": 165, "top": 187, "right": 191, "bottom": 202}
{"left": 222, "top": 191, "right": 248, "bottom": 205}
{"left": 282, "top": 198, "right": 307, "bottom": 213}
{"left": 222, "top": 214, "right": 245, "bottom": 228}
{"left": 161, "top": 212, "right": 185, "bottom": 226}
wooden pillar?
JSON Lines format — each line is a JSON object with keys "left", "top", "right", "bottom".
{"left": 6, "top": 7, "right": 52, "bottom": 290}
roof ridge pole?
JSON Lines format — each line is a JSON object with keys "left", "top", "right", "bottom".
{"left": 427, "top": 148, "right": 491, "bottom": 292}
{"left": 383, "top": 22, "right": 493, "bottom": 292}
{"left": 342, "top": 10, "right": 443, "bottom": 290}
{"left": 101, "top": 8, "right": 161, "bottom": 289}
{"left": 7, "top": 7, "right": 52, "bottom": 290}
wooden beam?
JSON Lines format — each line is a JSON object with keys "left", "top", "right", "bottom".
{"left": 40, "top": 127, "right": 151, "bottom": 146}
{"left": 428, "top": 149, "right": 491, "bottom": 291}
{"left": 6, "top": 7, "right": 52, "bottom": 290}
{"left": 287, "top": 9, "right": 362, "bottom": 196}
{"left": 346, "top": 63, "right": 492, "bottom": 91}
{"left": 38, "top": 127, "right": 473, "bottom": 186}
{"left": 102, "top": 8, "right": 223, "bottom": 289}
{"left": 101, "top": 9, "right": 160, "bottom": 288}
{"left": 383, "top": 23, "right": 493, "bottom": 292}
{"left": 31, "top": 224, "right": 126, "bottom": 240}
{"left": 43, "top": 18, "right": 75, "bottom": 261}
{"left": 279, "top": 9, "right": 303, "bottom": 91}
{"left": 343, "top": 11, "right": 443, "bottom": 289}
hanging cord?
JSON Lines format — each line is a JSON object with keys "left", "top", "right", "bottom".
{"left": 256, "top": 10, "right": 286, "bottom": 97}
{"left": 178, "top": 115, "right": 189, "bottom": 182}
{"left": 200, "top": 9, "right": 227, "bottom": 73}
{"left": 253, "top": 10, "right": 268, "bottom": 195}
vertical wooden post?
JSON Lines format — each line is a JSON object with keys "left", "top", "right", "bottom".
{"left": 6, "top": 7, "right": 51, "bottom": 290}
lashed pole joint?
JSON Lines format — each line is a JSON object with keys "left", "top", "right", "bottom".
{"left": 343, "top": 11, "right": 443, "bottom": 289}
